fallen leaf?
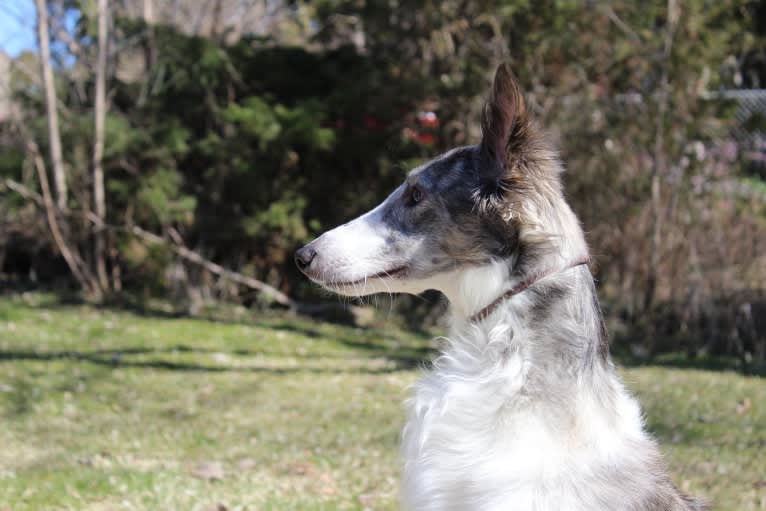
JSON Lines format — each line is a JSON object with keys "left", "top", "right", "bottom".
{"left": 237, "top": 458, "right": 257, "bottom": 471}
{"left": 358, "top": 493, "right": 376, "bottom": 507}
{"left": 319, "top": 472, "right": 338, "bottom": 495}
{"left": 736, "top": 397, "right": 751, "bottom": 415}
{"left": 192, "top": 461, "right": 225, "bottom": 481}
{"left": 286, "top": 461, "right": 317, "bottom": 477}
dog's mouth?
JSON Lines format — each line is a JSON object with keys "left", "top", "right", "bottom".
{"left": 317, "top": 266, "right": 408, "bottom": 289}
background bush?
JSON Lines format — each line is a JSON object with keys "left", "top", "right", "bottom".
{"left": 0, "top": 0, "right": 764, "bottom": 363}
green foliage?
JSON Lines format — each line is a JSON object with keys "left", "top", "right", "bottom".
{"left": 0, "top": 147, "right": 24, "bottom": 179}
{"left": 103, "top": 114, "right": 145, "bottom": 159}
{"left": 87, "top": 25, "right": 420, "bottom": 287}
{"left": 136, "top": 169, "right": 196, "bottom": 224}
{"left": 223, "top": 97, "right": 283, "bottom": 149}
{"left": 243, "top": 195, "right": 309, "bottom": 242}
{"left": 223, "top": 97, "right": 335, "bottom": 152}
{"left": 0, "top": 148, "right": 28, "bottom": 211}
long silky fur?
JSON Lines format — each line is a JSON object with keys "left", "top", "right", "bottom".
{"left": 399, "top": 66, "right": 706, "bottom": 511}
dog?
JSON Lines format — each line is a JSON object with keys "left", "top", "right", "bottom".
{"left": 295, "top": 64, "right": 704, "bottom": 511}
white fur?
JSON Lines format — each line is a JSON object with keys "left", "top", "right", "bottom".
{"left": 400, "top": 267, "right": 657, "bottom": 510}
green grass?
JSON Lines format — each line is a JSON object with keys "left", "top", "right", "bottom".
{"left": 0, "top": 294, "right": 764, "bottom": 510}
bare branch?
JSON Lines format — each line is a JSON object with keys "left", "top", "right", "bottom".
{"left": 4, "top": 178, "right": 43, "bottom": 203}
{"left": 601, "top": 5, "right": 641, "bottom": 43}
{"left": 129, "top": 225, "right": 296, "bottom": 308}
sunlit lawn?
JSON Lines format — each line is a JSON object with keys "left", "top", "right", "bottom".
{"left": 0, "top": 294, "right": 764, "bottom": 510}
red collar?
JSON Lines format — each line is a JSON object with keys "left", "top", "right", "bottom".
{"left": 469, "top": 256, "right": 591, "bottom": 323}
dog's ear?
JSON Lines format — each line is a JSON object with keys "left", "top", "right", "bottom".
{"left": 479, "top": 64, "right": 531, "bottom": 185}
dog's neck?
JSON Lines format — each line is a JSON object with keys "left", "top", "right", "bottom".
{"left": 436, "top": 252, "right": 610, "bottom": 385}
{"left": 467, "top": 256, "right": 591, "bottom": 323}
{"left": 439, "top": 251, "right": 587, "bottom": 317}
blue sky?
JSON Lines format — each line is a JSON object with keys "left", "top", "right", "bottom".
{"left": 0, "top": 1, "right": 37, "bottom": 57}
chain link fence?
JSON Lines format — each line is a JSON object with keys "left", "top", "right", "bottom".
{"left": 716, "top": 89, "right": 766, "bottom": 168}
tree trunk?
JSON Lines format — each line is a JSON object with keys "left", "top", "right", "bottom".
{"left": 25, "top": 143, "right": 99, "bottom": 296}
{"left": 143, "top": 0, "right": 154, "bottom": 24}
{"left": 211, "top": 0, "right": 224, "bottom": 40}
{"left": 93, "top": 0, "right": 110, "bottom": 294}
{"left": 34, "top": 0, "right": 68, "bottom": 210}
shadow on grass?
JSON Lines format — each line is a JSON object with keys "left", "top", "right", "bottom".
{"left": 612, "top": 346, "right": 766, "bottom": 377}
{"left": 0, "top": 346, "right": 427, "bottom": 374}
{"left": 261, "top": 319, "right": 433, "bottom": 361}
{"left": 9, "top": 291, "right": 765, "bottom": 376}
{"left": 6, "top": 292, "right": 436, "bottom": 368}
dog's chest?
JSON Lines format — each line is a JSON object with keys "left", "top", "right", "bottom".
{"left": 399, "top": 362, "right": 649, "bottom": 511}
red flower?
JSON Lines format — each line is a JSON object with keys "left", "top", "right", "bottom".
{"left": 417, "top": 133, "right": 435, "bottom": 145}
{"left": 417, "top": 111, "right": 439, "bottom": 128}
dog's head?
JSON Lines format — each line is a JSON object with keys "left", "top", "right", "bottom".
{"left": 296, "top": 64, "right": 582, "bottom": 298}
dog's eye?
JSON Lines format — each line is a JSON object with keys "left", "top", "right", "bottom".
{"left": 408, "top": 185, "right": 423, "bottom": 207}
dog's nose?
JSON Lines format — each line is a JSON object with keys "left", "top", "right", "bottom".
{"left": 295, "top": 245, "right": 317, "bottom": 271}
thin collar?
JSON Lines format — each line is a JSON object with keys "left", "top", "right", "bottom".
{"left": 469, "top": 256, "right": 591, "bottom": 324}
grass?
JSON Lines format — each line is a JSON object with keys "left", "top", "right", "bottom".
{"left": 0, "top": 294, "right": 764, "bottom": 511}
